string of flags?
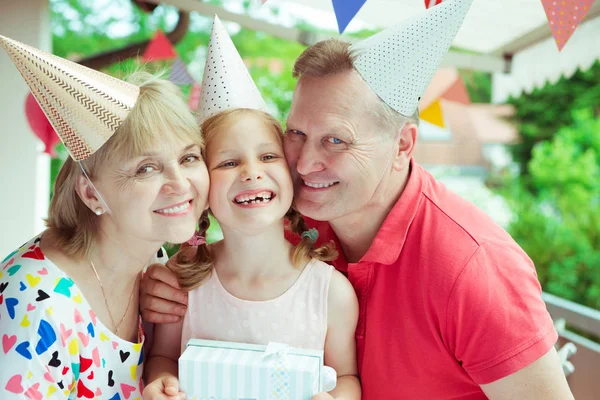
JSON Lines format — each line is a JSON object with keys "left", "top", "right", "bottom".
{"left": 142, "top": 30, "right": 202, "bottom": 111}
{"left": 420, "top": 70, "right": 471, "bottom": 129}
{"left": 327, "top": 0, "right": 595, "bottom": 51}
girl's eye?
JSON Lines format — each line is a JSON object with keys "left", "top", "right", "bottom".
{"left": 326, "top": 137, "right": 343, "bottom": 145}
{"left": 261, "top": 154, "right": 278, "bottom": 161}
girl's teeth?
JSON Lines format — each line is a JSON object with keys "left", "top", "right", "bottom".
{"left": 235, "top": 192, "right": 273, "bottom": 204}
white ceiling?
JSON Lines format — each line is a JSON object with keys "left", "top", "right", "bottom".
{"left": 274, "top": 0, "right": 598, "bottom": 55}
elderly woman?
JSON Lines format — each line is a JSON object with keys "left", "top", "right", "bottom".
{"left": 0, "top": 37, "right": 208, "bottom": 399}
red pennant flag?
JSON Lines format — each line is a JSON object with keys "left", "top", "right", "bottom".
{"left": 441, "top": 77, "right": 470, "bottom": 105}
{"left": 188, "top": 82, "right": 202, "bottom": 111}
{"left": 424, "top": 0, "right": 443, "bottom": 8}
{"left": 142, "top": 30, "right": 177, "bottom": 62}
{"left": 541, "top": 0, "right": 596, "bottom": 51}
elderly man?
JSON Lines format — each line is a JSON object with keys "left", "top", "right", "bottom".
{"left": 141, "top": 1, "right": 574, "bottom": 399}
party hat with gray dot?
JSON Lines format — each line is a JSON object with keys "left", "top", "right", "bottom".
{"left": 196, "top": 15, "right": 268, "bottom": 122}
{"left": 350, "top": 0, "right": 474, "bottom": 117}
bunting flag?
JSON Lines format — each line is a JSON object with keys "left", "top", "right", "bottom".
{"left": 142, "top": 30, "right": 177, "bottom": 62}
{"left": 541, "top": 0, "right": 596, "bottom": 51}
{"left": 420, "top": 99, "right": 445, "bottom": 128}
{"left": 188, "top": 82, "right": 202, "bottom": 111}
{"left": 425, "top": 0, "right": 444, "bottom": 8}
{"left": 332, "top": 0, "right": 367, "bottom": 33}
{"left": 169, "top": 57, "right": 196, "bottom": 85}
{"left": 441, "top": 76, "right": 470, "bottom": 105}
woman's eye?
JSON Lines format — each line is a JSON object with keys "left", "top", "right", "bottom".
{"left": 182, "top": 154, "right": 201, "bottom": 164}
{"left": 326, "top": 137, "right": 343, "bottom": 145}
{"left": 136, "top": 165, "right": 156, "bottom": 175}
{"left": 288, "top": 129, "right": 305, "bottom": 136}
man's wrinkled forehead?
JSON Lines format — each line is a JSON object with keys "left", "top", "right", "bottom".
{"left": 288, "top": 73, "right": 376, "bottom": 127}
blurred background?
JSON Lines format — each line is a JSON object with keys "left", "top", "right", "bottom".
{"left": 1, "top": 0, "right": 599, "bottom": 397}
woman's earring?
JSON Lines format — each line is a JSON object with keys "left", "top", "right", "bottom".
{"left": 94, "top": 208, "right": 103, "bottom": 216}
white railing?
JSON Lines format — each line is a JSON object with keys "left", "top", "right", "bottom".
{"left": 543, "top": 292, "right": 600, "bottom": 400}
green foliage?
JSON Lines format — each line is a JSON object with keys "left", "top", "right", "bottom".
{"left": 494, "top": 62, "right": 600, "bottom": 310}
{"left": 460, "top": 69, "right": 491, "bottom": 103}
{"left": 497, "top": 110, "right": 600, "bottom": 309}
{"left": 507, "top": 61, "right": 600, "bottom": 179}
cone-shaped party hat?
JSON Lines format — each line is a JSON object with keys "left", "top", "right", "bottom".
{"left": 0, "top": 35, "right": 139, "bottom": 161}
{"left": 196, "top": 15, "right": 268, "bottom": 122}
{"left": 350, "top": 0, "right": 473, "bottom": 117}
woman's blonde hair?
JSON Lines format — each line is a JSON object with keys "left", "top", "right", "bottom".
{"left": 169, "top": 108, "right": 337, "bottom": 291}
{"left": 46, "top": 71, "right": 204, "bottom": 258}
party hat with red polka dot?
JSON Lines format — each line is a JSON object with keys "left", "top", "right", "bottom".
{"left": 196, "top": 15, "right": 268, "bottom": 123}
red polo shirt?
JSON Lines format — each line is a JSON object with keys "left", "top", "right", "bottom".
{"left": 297, "top": 162, "right": 557, "bottom": 399}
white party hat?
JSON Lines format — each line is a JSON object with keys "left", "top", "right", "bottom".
{"left": 196, "top": 15, "right": 268, "bottom": 122}
{"left": 350, "top": 0, "right": 473, "bottom": 117}
{"left": 0, "top": 35, "right": 139, "bottom": 161}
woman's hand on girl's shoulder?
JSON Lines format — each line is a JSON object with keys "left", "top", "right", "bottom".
{"left": 143, "top": 376, "right": 186, "bottom": 400}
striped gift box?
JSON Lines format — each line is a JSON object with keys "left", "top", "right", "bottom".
{"left": 180, "top": 339, "right": 324, "bottom": 400}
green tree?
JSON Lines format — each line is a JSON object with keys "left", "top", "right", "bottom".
{"left": 497, "top": 110, "right": 600, "bottom": 309}
{"left": 507, "top": 61, "right": 600, "bottom": 180}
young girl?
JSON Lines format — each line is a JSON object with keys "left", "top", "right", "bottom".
{"left": 142, "top": 17, "right": 360, "bottom": 400}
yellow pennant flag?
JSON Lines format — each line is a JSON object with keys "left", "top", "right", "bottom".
{"left": 421, "top": 99, "right": 445, "bottom": 128}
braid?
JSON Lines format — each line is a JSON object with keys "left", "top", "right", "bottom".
{"left": 167, "top": 210, "right": 214, "bottom": 291}
{"left": 287, "top": 207, "right": 337, "bottom": 267}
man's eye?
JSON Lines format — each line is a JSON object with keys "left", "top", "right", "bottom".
{"left": 218, "top": 161, "right": 237, "bottom": 168}
{"left": 326, "top": 137, "right": 343, "bottom": 145}
{"left": 288, "top": 129, "right": 305, "bottom": 136}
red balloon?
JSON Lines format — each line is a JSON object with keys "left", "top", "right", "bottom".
{"left": 24, "top": 93, "right": 60, "bottom": 157}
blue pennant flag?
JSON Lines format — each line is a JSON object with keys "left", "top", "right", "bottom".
{"left": 169, "top": 57, "right": 196, "bottom": 85}
{"left": 332, "top": 0, "right": 367, "bottom": 33}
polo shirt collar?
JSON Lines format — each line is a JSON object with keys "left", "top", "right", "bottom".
{"left": 308, "top": 159, "right": 424, "bottom": 269}
{"left": 359, "top": 159, "right": 424, "bottom": 265}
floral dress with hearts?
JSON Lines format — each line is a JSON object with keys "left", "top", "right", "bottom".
{"left": 0, "top": 236, "right": 152, "bottom": 400}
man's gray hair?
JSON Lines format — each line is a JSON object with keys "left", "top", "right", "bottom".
{"left": 293, "top": 38, "right": 420, "bottom": 137}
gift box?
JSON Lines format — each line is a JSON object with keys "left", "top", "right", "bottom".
{"left": 179, "top": 339, "right": 327, "bottom": 400}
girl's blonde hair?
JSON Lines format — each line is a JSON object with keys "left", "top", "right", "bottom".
{"left": 46, "top": 71, "right": 204, "bottom": 258}
{"left": 169, "top": 108, "right": 337, "bottom": 291}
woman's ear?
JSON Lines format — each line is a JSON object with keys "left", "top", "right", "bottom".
{"left": 392, "top": 123, "right": 418, "bottom": 171}
{"left": 75, "top": 173, "right": 102, "bottom": 214}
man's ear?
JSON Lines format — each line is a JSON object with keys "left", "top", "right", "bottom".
{"left": 392, "top": 122, "right": 418, "bottom": 171}
{"left": 75, "top": 174, "right": 102, "bottom": 213}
